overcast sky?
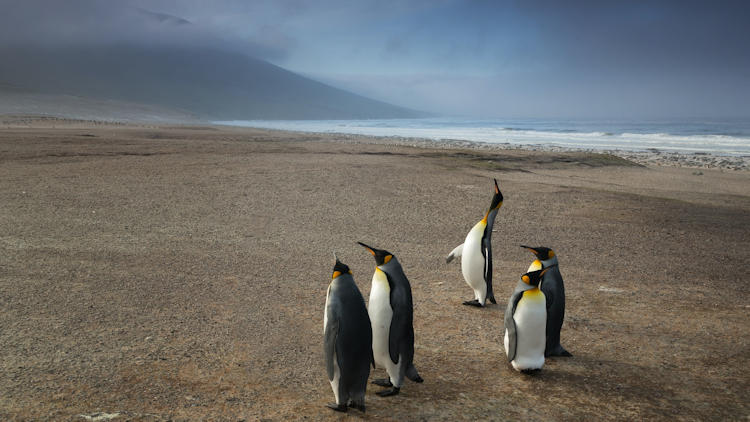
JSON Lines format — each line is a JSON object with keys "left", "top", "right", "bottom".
{"left": 2, "top": 0, "right": 749, "bottom": 119}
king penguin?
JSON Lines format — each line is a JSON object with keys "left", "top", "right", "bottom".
{"left": 520, "top": 245, "right": 571, "bottom": 357}
{"left": 446, "top": 178, "right": 504, "bottom": 307}
{"left": 504, "top": 266, "right": 549, "bottom": 373}
{"left": 358, "top": 242, "right": 423, "bottom": 396}
{"left": 323, "top": 255, "right": 374, "bottom": 412}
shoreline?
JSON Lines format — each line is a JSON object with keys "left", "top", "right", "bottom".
{"left": 2, "top": 113, "right": 749, "bottom": 171}
{"left": 215, "top": 124, "right": 750, "bottom": 172}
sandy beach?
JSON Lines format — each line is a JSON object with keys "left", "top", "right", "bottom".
{"left": 1, "top": 117, "right": 748, "bottom": 421}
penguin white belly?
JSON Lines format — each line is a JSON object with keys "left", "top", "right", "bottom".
{"left": 461, "top": 222, "right": 487, "bottom": 301}
{"left": 508, "top": 291, "right": 546, "bottom": 371}
{"left": 369, "top": 269, "right": 401, "bottom": 384}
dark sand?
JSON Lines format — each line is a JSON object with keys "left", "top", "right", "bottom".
{"left": 1, "top": 119, "right": 748, "bottom": 421}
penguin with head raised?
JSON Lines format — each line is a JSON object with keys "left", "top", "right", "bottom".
{"left": 446, "top": 178, "right": 503, "bottom": 307}
{"left": 521, "top": 245, "right": 571, "bottom": 357}
{"left": 504, "top": 266, "right": 549, "bottom": 372}
{"left": 358, "top": 242, "right": 423, "bottom": 396}
{"left": 323, "top": 255, "right": 374, "bottom": 412}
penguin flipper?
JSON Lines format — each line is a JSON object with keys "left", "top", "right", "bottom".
{"left": 482, "top": 236, "right": 496, "bottom": 304}
{"left": 504, "top": 291, "right": 524, "bottom": 362}
{"left": 386, "top": 274, "right": 412, "bottom": 366}
{"left": 543, "top": 286, "right": 554, "bottom": 310}
{"left": 388, "top": 302, "right": 407, "bottom": 365}
{"left": 446, "top": 243, "right": 463, "bottom": 263}
{"left": 324, "top": 316, "right": 339, "bottom": 381}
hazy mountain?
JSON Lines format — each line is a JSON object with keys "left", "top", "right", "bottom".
{"left": 0, "top": 45, "right": 424, "bottom": 121}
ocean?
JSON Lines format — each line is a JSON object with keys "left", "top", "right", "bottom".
{"left": 215, "top": 118, "right": 750, "bottom": 156}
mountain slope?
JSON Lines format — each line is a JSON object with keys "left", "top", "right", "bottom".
{"left": 0, "top": 45, "right": 423, "bottom": 120}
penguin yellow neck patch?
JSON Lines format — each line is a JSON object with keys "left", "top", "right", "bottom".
{"left": 523, "top": 287, "right": 544, "bottom": 301}
{"left": 373, "top": 267, "right": 389, "bottom": 289}
{"left": 528, "top": 260, "right": 543, "bottom": 272}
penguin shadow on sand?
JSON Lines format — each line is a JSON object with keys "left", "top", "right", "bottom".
{"left": 533, "top": 354, "right": 676, "bottom": 411}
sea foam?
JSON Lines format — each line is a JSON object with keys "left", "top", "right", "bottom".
{"left": 216, "top": 118, "right": 750, "bottom": 156}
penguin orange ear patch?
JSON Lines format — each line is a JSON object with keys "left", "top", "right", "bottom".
{"left": 549, "top": 250, "right": 555, "bottom": 258}
{"left": 384, "top": 255, "right": 392, "bottom": 264}
{"left": 522, "top": 275, "right": 530, "bottom": 284}
{"left": 332, "top": 271, "right": 342, "bottom": 279}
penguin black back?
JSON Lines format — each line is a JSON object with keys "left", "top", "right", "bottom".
{"left": 323, "top": 257, "right": 373, "bottom": 411}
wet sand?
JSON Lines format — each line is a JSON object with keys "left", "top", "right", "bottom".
{"left": 1, "top": 118, "right": 748, "bottom": 421}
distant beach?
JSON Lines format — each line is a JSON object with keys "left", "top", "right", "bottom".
{"left": 217, "top": 118, "right": 750, "bottom": 171}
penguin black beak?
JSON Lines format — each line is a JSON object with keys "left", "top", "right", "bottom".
{"left": 357, "top": 241, "right": 376, "bottom": 257}
{"left": 520, "top": 245, "right": 538, "bottom": 255}
{"left": 489, "top": 179, "right": 503, "bottom": 209}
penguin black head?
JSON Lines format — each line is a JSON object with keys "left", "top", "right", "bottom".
{"left": 357, "top": 242, "right": 393, "bottom": 266}
{"left": 521, "top": 268, "right": 548, "bottom": 287}
{"left": 332, "top": 255, "right": 352, "bottom": 279}
{"left": 521, "top": 245, "right": 555, "bottom": 260}
{"left": 489, "top": 178, "right": 504, "bottom": 211}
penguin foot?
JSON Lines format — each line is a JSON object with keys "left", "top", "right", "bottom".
{"left": 406, "top": 364, "right": 423, "bottom": 383}
{"left": 348, "top": 401, "right": 366, "bottom": 413}
{"left": 376, "top": 387, "right": 400, "bottom": 397}
{"left": 372, "top": 378, "right": 393, "bottom": 387}
{"left": 546, "top": 345, "right": 573, "bottom": 357}
{"left": 462, "top": 299, "right": 484, "bottom": 307}
{"left": 520, "top": 368, "right": 542, "bottom": 375}
{"left": 326, "top": 403, "right": 347, "bottom": 412}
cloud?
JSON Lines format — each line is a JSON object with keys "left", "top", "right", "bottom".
{"left": 1, "top": 0, "right": 748, "bottom": 118}
{"left": 136, "top": 8, "right": 191, "bottom": 26}
{"left": 0, "top": 0, "right": 296, "bottom": 61}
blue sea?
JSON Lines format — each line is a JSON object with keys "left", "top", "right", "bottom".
{"left": 215, "top": 118, "right": 750, "bottom": 156}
